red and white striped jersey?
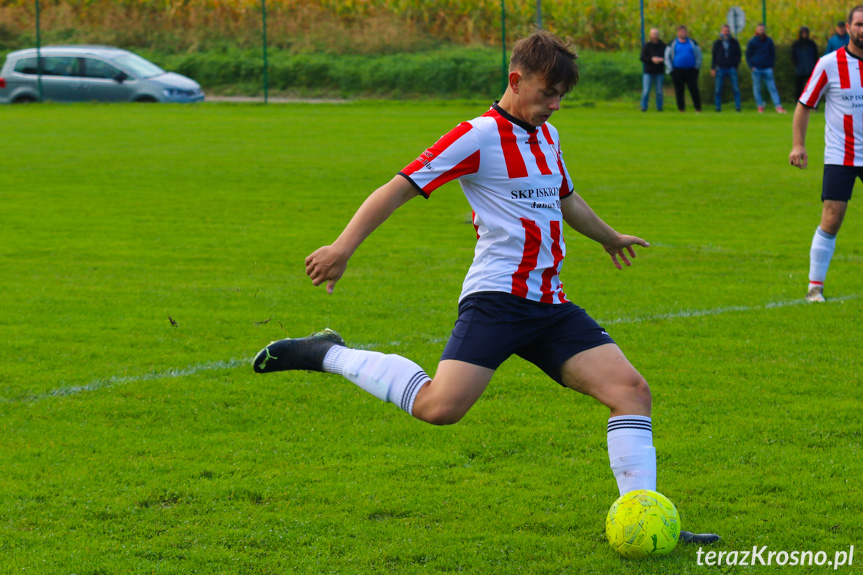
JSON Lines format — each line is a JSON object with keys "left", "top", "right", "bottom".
{"left": 400, "top": 103, "right": 575, "bottom": 304}
{"left": 800, "top": 47, "right": 863, "bottom": 166}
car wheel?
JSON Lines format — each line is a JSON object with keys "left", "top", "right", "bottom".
{"left": 134, "top": 96, "right": 157, "bottom": 103}
{"left": 13, "top": 95, "right": 37, "bottom": 104}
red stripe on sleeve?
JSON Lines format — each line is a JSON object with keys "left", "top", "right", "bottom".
{"left": 539, "top": 221, "right": 564, "bottom": 303}
{"left": 401, "top": 121, "right": 474, "bottom": 178}
{"left": 511, "top": 218, "right": 541, "bottom": 298}
{"left": 844, "top": 114, "right": 855, "bottom": 165}
{"left": 541, "top": 124, "right": 571, "bottom": 197}
{"left": 492, "top": 114, "right": 529, "bottom": 179}
{"left": 804, "top": 70, "right": 828, "bottom": 107}
{"left": 838, "top": 48, "right": 851, "bottom": 89}
{"left": 424, "top": 150, "right": 481, "bottom": 192}
{"left": 471, "top": 210, "right": 479, "bottom": 239}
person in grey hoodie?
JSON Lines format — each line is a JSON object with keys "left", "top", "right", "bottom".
{"left": 746, "top": 23, "right": 786, "bottom": 113}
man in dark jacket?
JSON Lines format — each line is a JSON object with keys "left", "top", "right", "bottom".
{"left": 791, "top": 26, "right": 819, "bottom": 99}
{"left": 710, "top": 24, "right": 742, "bottom": 111}
{"left": 640, "top": 28, "right": 666, "bottom": 111}
{"left": 746, "top": 23, "right": 786, "bottom": 113}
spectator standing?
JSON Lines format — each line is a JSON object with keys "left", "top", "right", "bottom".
{"left": 664, "top": 25, "right": 702, "bottom": 112}
{"left": 710, "top": 24, "right": 742, "bottom": 111}
{"left": 791, "top": 26, "right": 819, "bottom": 100}
{"left": 825, "top": 21, "right": 850, "bottom": 53}
{"left": 640, "top": 28, "right": 666, "bottom": 111}
{"left": 746, "top": 24, "right": 787, "bottom": 113}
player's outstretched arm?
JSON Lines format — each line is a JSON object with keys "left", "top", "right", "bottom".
{"left": 306, "top": 175, "right": 420, "bottom": 293}
{"left": 561, "top": 193, "right": 650, "bottom": 270}
{"left": 789, "top": 102, "right": 811, "bottom": 169}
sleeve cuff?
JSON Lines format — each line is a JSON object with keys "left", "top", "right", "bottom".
{"left": 397, "top": 172, "right": 429, "bottom": 199}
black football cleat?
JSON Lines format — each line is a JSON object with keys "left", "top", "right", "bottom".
{"left": 679, "top": 530, "right": 721, "bottom": 545}
{"left": 253, "top": 328, "right": 345, "bottom": 374}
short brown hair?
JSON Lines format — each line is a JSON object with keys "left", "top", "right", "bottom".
{"left": 849, "top": 5, "right": 863, "bottom": 23}
{"left": 509, "top": 29, "right": 579, "bottom": 94}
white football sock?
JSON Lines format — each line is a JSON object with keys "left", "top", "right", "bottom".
{"left": 607, "top": 415, "right": 657, "bottom": 496}
{"left": 809, "top": 227, "right": 837, "bottom": 287}
{"left": 323, "top": 346, "right": 429, "bottom": 416}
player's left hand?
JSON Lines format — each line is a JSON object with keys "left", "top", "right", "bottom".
{"left": 789, "top": 145, "right": 808, "bottom": 169}
{"left": 603, "top": 235, "right": 650, "bottom": 270}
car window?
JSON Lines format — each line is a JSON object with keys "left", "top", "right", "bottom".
{"left": 41, "top": 56, "right": 79, "bottom": 77}
{"left": 83, "top": 58, "right": 121, "bottom": 79}
{"left": 14, "top": 57, "right": 40, "bottom": 74}
{"left": 112, "top": 53, "right": 164, "bottom": 79}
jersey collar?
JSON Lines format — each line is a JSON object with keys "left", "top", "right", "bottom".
{"left": 492, "top": 101, "right": 537, "bottom": 134}
{"left": 843, "top": 45, "right": 863, "bottom": 62}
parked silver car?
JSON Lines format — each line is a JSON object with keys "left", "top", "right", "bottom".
{"left": 0, "top": 45, "right": 204, "bottom": 103}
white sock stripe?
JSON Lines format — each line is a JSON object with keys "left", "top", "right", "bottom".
{"left": 607, "top": 423, "right": 653, "bottom": 434}
{"left": 400, "top": 370, "right": 429, "bottom": 412}
{"left": 607, "top": 416, "right": 652, "bottom": 432}
{"left": 607, "top": 418, "right": 652, "bottom": 426}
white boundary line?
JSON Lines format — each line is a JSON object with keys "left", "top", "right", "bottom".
{"left": 6, "top": 293, "right": 860, "bottom": 403}
{"left": 3, "top": 359, "right": 248, "bottom": 404}
{"left": 599, "top": 293, "right": 862, "bottom": 325}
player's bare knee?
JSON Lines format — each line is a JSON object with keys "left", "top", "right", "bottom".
{"left": 416, "top": 404, "right": 464, "bottom": 426}
{"left": 608, "top": 373, "right": 651, "bottom": 412}
{"left": 631, "top": 375, "right": 652, "bottom": 407}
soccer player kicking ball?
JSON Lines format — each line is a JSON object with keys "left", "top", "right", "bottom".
{"left": 791, "top": 6, "right": 863, "bottom": 302}
{"left": 254, "top": 30, "right": 718, "bottom": 545}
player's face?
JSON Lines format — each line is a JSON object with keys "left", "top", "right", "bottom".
{"left": 516, "top": 73, "right": 565, "bottom": 127}
{"left": 850, "top": 13, "right": 863, "bottom": 50}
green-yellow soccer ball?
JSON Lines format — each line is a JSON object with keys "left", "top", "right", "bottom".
{"left": 605, "top": 490, "right": 680, "bottom": 559}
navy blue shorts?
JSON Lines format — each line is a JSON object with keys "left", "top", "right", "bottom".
{"left": 822, "top": 164, "right": 860, "bottom": 202}
{"left": 440, "top": 291, "right": 616, "bottom": 385}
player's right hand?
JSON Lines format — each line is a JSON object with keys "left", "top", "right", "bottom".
{"left": 789, "top": 145, "right": 808, "bottom": 169}
{"left": 305, "top": 245, "right": 348, "bottom": 294}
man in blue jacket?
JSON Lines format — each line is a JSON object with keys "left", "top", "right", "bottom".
{"left": 746, "top": 23, "right": 786, "bottom": 113}
{"left": 664, "top": 25, "right": 702, "bottom": 112}
{"left": 825, "top": 21, "right": 849, "bottom": 54}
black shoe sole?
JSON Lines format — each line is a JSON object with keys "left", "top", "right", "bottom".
{"left": 679, "top": 530, "right": 721, "bottom": 545}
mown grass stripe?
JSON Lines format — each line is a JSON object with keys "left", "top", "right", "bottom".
{"left": 10, "top": 293, "right": 858, "bottom": 405}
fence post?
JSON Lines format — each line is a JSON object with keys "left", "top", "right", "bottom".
{"left": 262, "top": 0, "right": 269, "bottom": 104}
{"left": 640, "top": 0, "right": 645, "bottom": 47}
{"left": 501, "top": 0, "right": 506, "bottom": 94}
{"left": 35, "top": 0, "right": 43, "bottom": 103}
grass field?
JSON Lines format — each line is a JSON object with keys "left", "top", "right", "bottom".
{"left": 2, "top": 100, "right": 862, "bottom": 574}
